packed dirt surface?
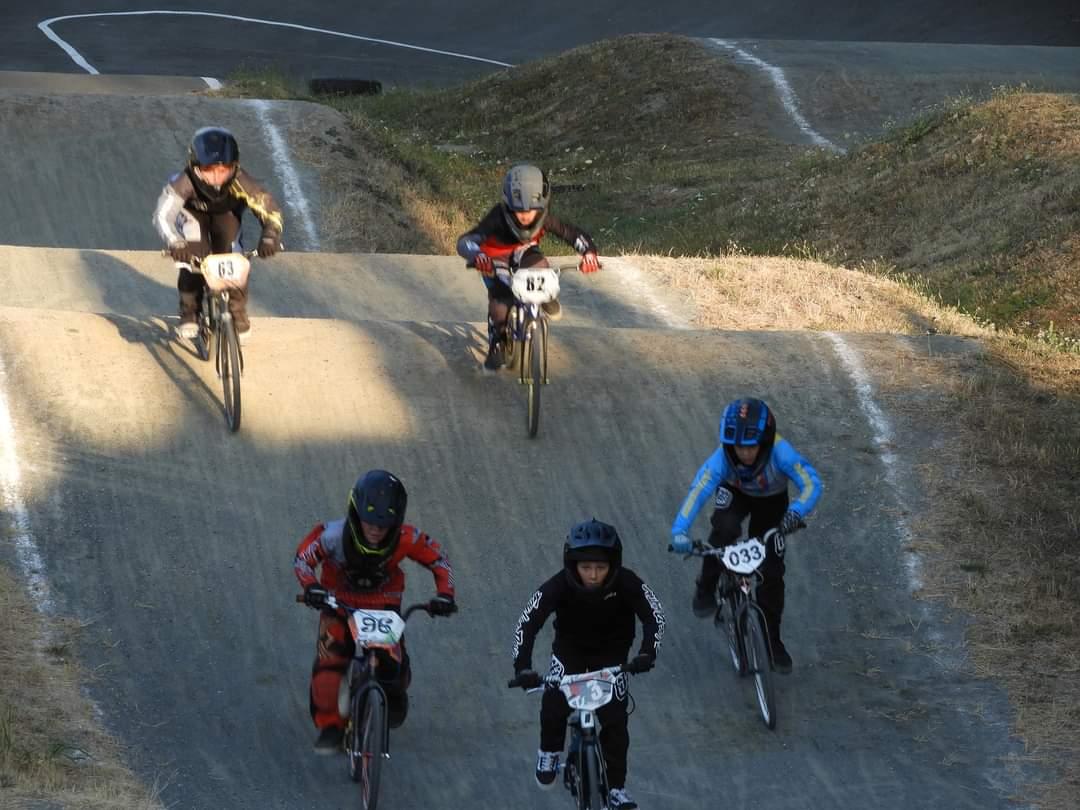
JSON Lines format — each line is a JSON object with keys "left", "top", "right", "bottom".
{"left": 0, "top": 72, "right": 1050, "bottom": 808}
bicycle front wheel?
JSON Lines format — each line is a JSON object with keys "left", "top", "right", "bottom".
{"left": 350, "top": 687, "right": 387, "bottom": 809}
{"left": 526, "top": 322, "right": 542, "bottom": 438}
{"left": 581, "top": 739, "right": 608, "bottom": 810}
{"left": 219, "top": 317, "right": 242, "bottom": 432}
{"left": 745, "top": 606, "right": 777, "bottom": 730}
{"left": 721, "top": 592, "right": 745, "bottom": 676}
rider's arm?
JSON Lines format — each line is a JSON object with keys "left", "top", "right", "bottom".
{"left": 293, "top": 523, "right": 329, "bottom": 589}
{"left": 542, "top": 214, "right": 598, "bottom": 256}
{"left": 772, "top": 438, "right": 823, "bottom": 520}
{"left": 623, "top": 570, "right": 666, "bottom": 660}
{"left": 399, "top": 525, "right": 455, "bottom": 598}
{"left": 670, "top": 447, "right": 730, "bottom": 539}
{"left": 152, "top": 171, "right": 193, "bottom": 245}
{"left": 456, "top": 206, "right": 520, "bottom": 263}
{"left": 511, "top": 575, "right": 561, "bottom": 672}
{"left": 229, "top": 168, "right": 284, "bottom": 238}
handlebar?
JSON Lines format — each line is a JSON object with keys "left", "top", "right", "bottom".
{"left": 507, "top": 664, "right": 627, "bottom": 691}
{"left": 668, "top": 527, "right": 783, "bottom": 556}
{"left": 160, "top": 246, "right": 283, "bottom": 268}
{"left": 295, "top": 592, "right": 453, "bottom": 621}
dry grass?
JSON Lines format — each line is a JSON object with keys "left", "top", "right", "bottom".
{"left": 0, "top": 567, "right": 163, "bottom": 808}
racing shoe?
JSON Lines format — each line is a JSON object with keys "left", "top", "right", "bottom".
{"left": 483, "top": 342, "right": 506, "bottom": 372}
{"left": 692, "top": 578, "right": 717, "bottom": 618}
{"left": 313, "top": 725, "right": 343, "bottom": 755}
{"left": 609, "top": 788, "right": 638, "bottom": 809}
{"left": 535, "top": 750, "right": 560, "bottom": 789}
{"left": 236, "top": 322, "right": 252, "bottom": 346}
{"left": 177, "top": 319, "right": 199, "bottom": 341}
{"left": 541, "top": 299, "right": 563, "bottom": 321}
{"left": 771, "top": 638, "right": 793, "bottom": 675}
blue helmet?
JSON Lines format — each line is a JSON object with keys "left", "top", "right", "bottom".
{"left": 719, "top": 398, "right": 776, "bottom": 474}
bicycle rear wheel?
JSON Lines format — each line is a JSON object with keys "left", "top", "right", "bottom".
{"left": 526, "top": 322, "right": 542, "bottom": 438}
{"left": 219, "top": 317, "right": 242, "bottom": 432}
{"left": 745, "top": 605, "right": 777, "bottom": 729}
{"left": 349, "top": 687, "right": 387, "bottom": 809}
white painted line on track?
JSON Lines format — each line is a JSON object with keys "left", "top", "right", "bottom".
{"left": 602, "top": 257, "right": 688, "bottom": 330}
{"left": 711, "top": 38, "right": 841, "bottom": 152}
{"left": 0, "top": 352, "right": 53, "bottom": 613}
{"left": 250, "top": 99, "right": 319, "bottom": 250}
{"left": 38, "top": 11, "right": 513, "bottom": 73}
{"left": 826, "top": 333, "right": 921, "bottom": 592}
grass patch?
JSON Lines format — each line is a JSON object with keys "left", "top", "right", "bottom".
{"left": 0, "top": 567, "right": 163, "bottom": 808}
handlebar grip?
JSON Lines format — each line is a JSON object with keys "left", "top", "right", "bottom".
{"left": 295, "top": 594, "right": 305, "bottom": 603}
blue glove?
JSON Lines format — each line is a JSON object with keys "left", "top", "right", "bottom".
{"left": 671, "top": 533, "right": 692, "bottom": 554}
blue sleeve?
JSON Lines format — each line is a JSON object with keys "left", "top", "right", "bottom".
{"left": 772, "top": 440, "right": 822, "bottom": 518}
{"left": 671, "top": 448, "right": 728, "bottom": 538}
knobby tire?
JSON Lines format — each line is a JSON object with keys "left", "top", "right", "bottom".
{"left": 746, "top": 607, "right": 777, "bottom": 730}
{"left": 721, "top": 592, "right": 744, "bottom": 675}
{"left": 220, "top": 317, "right": 242, "bottom": 432}
{"left": 526, "top": 322, "right": 542, "bottom": 438}
{"left": 352, "top": 687, "right": 386, "bottom": 810}
{"left": 583, "top": 738, "right": 608, "bottom": 810}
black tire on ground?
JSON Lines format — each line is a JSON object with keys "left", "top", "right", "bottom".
{"left": 309, "top": 78, "right": 382, "bottom": 96}
{"left": 721, "top": 593, "right": 745, "bottom": 676}
{"left": 353, "top": 687, "right": 386, "bottom": 809}
{"left": 527, "top": 323, "right": 542, "bottom": 438}
{"left": 746, "top": 606, "right": 777, "bottom": 730}
{"left": 583, "top": 738, "right": 608, "bottom": 810}
{"left": 219, "top": 318, "right": 242, "bottom": 433}
{"left": 540, "top": 316, "right": 550, "bottom": 384}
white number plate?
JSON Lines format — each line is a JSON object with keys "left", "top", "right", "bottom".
{"left": 560, "top": 672, "right": 616, "bottom": 710}
{"left": 347, "top": 609, "right": 406, "bottom": 646}
{"left": 721, "top": 538, "right": 767, "bottom": 574}
{"left": 201, "top": 253, "right": 251, "bottom": 292}
{"left": 511, "top": 268, "right": 560, "bottom": 305}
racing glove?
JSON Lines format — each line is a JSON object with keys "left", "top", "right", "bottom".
{"left": 303, "top": 584, "right": 329, "bottom": 609}
{"left": 257, "top": 231, "right": 280, "bottom": 258}
{"left": 625, "top": 653, "right": 655, "bottom": 674}
{"left": 428, "top": 594, "right": 457, "bottom": 616}
{"left": 671, "top": 533, "right": 692, "bottom": 554}
{"left": 169, "top": 240, "right": 193, "bottom": 263}
{"left": 473, "top": 252, "right": 494, "bottom": 276}
{"left": 578, "top": 251, "right": 600, "bottom": 274}
{"left": 511, "top": 669, "right": 543, "bottom": 689}
{"left": 778, "top": 510, "right": 806, "bottom": 536}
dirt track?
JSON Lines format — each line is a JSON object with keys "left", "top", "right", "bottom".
{"left": 0, "top": 75, "right": 1044, "bottom": 808}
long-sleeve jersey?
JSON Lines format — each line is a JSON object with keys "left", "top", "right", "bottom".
{"left": 672, "top": 435, "right": 823, "bottom": 537}
{"left": 153, "top": 165, "right": 284, "bottom": 245}
{"left": 512, "top": 567, "right": 665, "bottom": 673}
{"left": 456, "top": 204, "right": 597, "bottom": 263}
{"left": 293, "top": 520, "right": 454, "bottom": 611}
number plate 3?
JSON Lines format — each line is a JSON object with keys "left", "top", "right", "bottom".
{"left": 721, "top": 538, "right": 767, "bottom": 574}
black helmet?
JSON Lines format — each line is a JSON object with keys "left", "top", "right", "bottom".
{"left": 563, "top": 518, "right": 622, "bottom": 592}
{"left": 501, "top": 163, "right": 550, "bottom": 241}
{"left": 719, "top": 398, "right": 776, "bottom": 476}
{"left": 343, "top": 470, "right": 408, "bottom": 577}
{"left": 187, "top": 126, "right": 239, "bottom": 199}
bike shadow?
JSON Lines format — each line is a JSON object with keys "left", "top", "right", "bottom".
{"left": 78, "top": 249, "right": 229, "bottom": 424}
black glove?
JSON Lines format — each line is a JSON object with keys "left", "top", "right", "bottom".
{"left": 625, "top": 653, "right": 655, "bottom": 675}
{"left": 303, "top": 584, "right": 329, "bottom": 609}
{"left": 778, "top": 510, "right": 806, "bottom": 536}
{"left": 169, "top": 240, "right": 193, "bottom": 263}
{"left": 511, "top": 669, "right": 543, "bottom": 689}
{"left": 257, "top": 231, "right": 280, "bottom": 258}
{"left": 428, "top": 594, "right": 456, "bottom": 616}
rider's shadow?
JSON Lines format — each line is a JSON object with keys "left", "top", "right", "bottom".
{"left": 398, "top": 320, "right": 490, "bottom": 375}
{"left": 80, "top": 250, "right": 225, "bottom": 421}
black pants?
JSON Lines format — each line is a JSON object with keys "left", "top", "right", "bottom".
{"left": 176, "top": 208, "right": 249, "bottom": 330}
{"left": 540, "top": 646, "right": 631, "bottom": 789}
{"left": 703, "top": 486, "right": 789, "bottom": 641}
